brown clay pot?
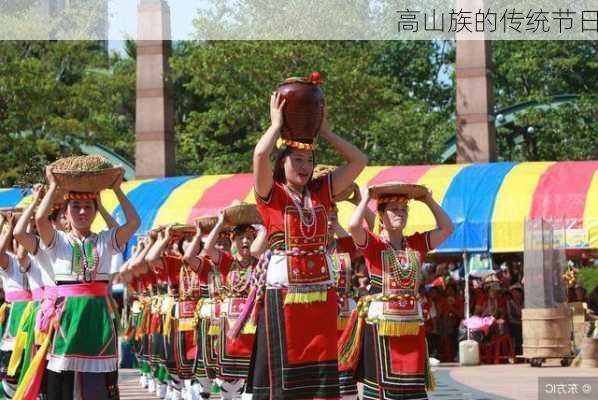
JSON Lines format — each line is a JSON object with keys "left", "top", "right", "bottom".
{"left": 276, "top": 78, "right": 324, "bottom": 143}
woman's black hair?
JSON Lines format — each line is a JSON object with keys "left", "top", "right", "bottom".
{"left": 176, "top": 237, "right": 186, "bottom": 255}
{"left": 231, "top": 224, "right": 256, "bottom": 238}
{"left": 273, "top": 147, "right": 292, "bottom": 184}
{"left": 376, "top": 202, "right": 388, "bottom": 214}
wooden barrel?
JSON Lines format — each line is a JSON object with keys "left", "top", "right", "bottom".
{"left": 522, "top": 307, "right": 572, "bottom": 358}
{"left": 580, "top": 338, "right": 598, "bottom": 368}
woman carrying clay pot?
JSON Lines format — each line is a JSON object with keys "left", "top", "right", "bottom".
{"left": 246, "top": 74, "right": 367, "bottom": 399}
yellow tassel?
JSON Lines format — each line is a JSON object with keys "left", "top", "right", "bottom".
{"left": 34, "top": 329, "right": 47, "bottom": 347}
{"left": 337, "top": 316, "right": 349, "bottom": 331}
{"left": 241, "top": 321, "right": 257, "bottom": 335}
{"left": 162, "top": 297, "right": 175, "bottom": 337}
{"left": 424, "top": 338, "right": 436, "bottom": 392}
{"left": 7, "top": 302, "right": 34, "bottom": 376}
{"left": 178, "top": 318, "right": 196, "bottom": 332}
{"left": 207, "top": 323, "right": 220, "bottom": 336}
{"left": 0, "top": 303, "right": 9, "bottom": 325}
{"left": 377, "top": 319, "right": 422, "bottom": 337}
{"left": 12, "top": 324, "right": 54, "bottom": 400}
{"left": 284, "top": 290, "right": 328, "bottom": 305}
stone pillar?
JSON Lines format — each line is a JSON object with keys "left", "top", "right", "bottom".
{"left": 135, "top": 0, "right": 175, "bottom": 178}
{"left": 455, "top": 0, "right": 497, "bottom": 163}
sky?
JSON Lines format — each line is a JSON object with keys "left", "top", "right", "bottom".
{"left": 108, "top": 0, "right": 198, "bottom": 52}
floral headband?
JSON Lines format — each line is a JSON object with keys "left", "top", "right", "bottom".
{"left": 64, "top": 192, "right": 98, "bottom": 201}
{"left": 377, "top": 195, "right": 409, "bottom": 206}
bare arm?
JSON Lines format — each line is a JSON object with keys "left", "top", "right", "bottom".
{"left": 16, "top": 243, "right": 31, "bottom": 272}
{"left": 145, "top": 228, "right": 171, "bottom": 270}
{"left": 112, "top": 174, "right": 141, "bottom": 251}
{"left": 348, "top": 186, "right": 371, "bottom": 247}
{"left": 348, "top": 186, "right": 376, "bottom": 230}
{"left": 14, "top": 184, "right": 44, "bottom": 254}
{"left": 334, "top": 221, "right": 350, "bottom": 238}
{"left": 253, "top": 92, "right": 285, "bottom": 199}
{"left": 98, "top": 196, "right": 118, "bottom": 229}
{"left": 320, "top": 110, "right": 368, "bottom": 198}
{"left": 203, "top": 211, "right": 225, "bottom": 264}
{"left": 421, "top": 192, "right": 453, "bottom": 249}
{"left": 35, "top": 168, "right": 59, "bottom": 247}
{"left": 129, "top": 242, "right": 146, "bottom": 269}
{"left": 250, "top": 225, "right": 268, "bottom": 258}
{"left": 0, "top": 214, "right": 15, "bottom": 269}
{"left": 183, "top": 224, "right": 205, "bottom": 272}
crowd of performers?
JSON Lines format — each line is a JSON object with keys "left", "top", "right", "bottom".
{"left": 0, "top": 90, "right": 454, "bottom": 400}
{"left": 0, "top": 171, "right": 140, "bottom": 400}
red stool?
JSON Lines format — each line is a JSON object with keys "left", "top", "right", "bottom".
{"left": 479, "top": 340, "right": 494, "bottom": 364}
{"left": 490, "top": 334, "right": 514, "bottom": 364}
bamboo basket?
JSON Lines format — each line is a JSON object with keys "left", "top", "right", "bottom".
{"left": 49, "top": 155, "right": 122, "bottom": 193}
{"left": 369, "top": 182, "right": 428, "bottom": 200}
{"left": 195, "top": 216, "right": 218, "bottom": 232}
{"left": 51, "top": 167, "right": 123, "bottom": 193}
{"left": 312, "top": 164, "right": 357, "bottom": 203}
{"left": 223, "top": 203, "right": 262, "bottom": 226}
{"left": 170, "top": 224, "right": 196, "bottom": 239}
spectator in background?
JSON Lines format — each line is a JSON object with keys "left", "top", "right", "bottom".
{"left": 573, "top": 284, "right": 587, "bottom": 303}
{"left": 439, "top": 283, "right": 464, "bottom": 361}
{"left": 424, "top": 286, "right": 442, "bottom": 360}
{"left": 507, "top": 283, "right": 524, "bottom": 356}
{"left": 510, "top": 261, "right": 523, "bottom": 285}
{"left": 499, "top": 263, "right": 512, "bottom": 289}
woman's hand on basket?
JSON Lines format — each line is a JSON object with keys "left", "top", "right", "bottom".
{"left": 194, "top": 220, "right": 203, "bottom": 237}
{"left": 112, "top": 168, "right": 124, "bottom": 191}
{"left": 45, "top": 166, "right": 57, "bottom": 187}
{"left": 270, "top": 92, "right": 285, "bottom": 130}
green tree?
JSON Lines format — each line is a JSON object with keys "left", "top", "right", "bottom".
{"left": 492, "top": 41, "right": 598, "bottom": 161}
{"left": 170, "top": 40, "right": 454, "bottom": 174}
{"left": 0, "top": 41, "right": 135, "bottom": 186}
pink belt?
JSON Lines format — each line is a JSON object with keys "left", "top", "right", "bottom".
{"left": 5, "top": 290, "right": 32, "bottom": 302}
{"left": 32, "top": 288, "right": 45, "bottom": 301}
{"left": 57, "top": 282, "right": 109, "bottom": 298}
{"left": 37, "top": 282, "right": 109, "bottom": 333}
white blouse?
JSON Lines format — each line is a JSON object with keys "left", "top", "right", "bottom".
{"left": 44, "top": 228, "right": 123, "bottom": 282}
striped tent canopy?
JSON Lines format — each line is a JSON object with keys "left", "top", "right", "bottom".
{"left": 2, "top": 161, "right": 597, "bottom": 254}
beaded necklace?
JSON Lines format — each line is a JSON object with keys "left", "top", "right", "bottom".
{"left": 383, "top": 237, "right": 418, "bottom": 290}
{"left": 71, "top": 238, "right": 99, "bottom": 282}
{"left": 179, "top": 264, "right": 198, "bottom": 300}
{"left": 284, "top": 185, "right": 317, "bottom": 239}
{"left": 227, "top": 257, "right": 254, "bottom": 295}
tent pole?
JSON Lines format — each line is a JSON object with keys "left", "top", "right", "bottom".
{"left": 463, "top": 251, "right": 470, "bottom": 341}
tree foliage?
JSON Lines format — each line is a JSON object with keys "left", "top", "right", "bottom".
{"left": 492, "top": 41, "right": 598, "bottom": 161}
{"left": 0, "top": 41, "right": 135, "bottom": 186}
{"left": 170, "top": 40, "right": 454, "bottom": 174}
{"left": 0, "top": 39, "right": 596, "bottom": 186}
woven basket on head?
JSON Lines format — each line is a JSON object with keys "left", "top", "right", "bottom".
{"left": 369, "top": 182, "right": 428, "bottom": 201}
{"left": 0, "top": 208, "right": 22, "bottom": 231}
{"left": 0, "top": 207, "right": 23, "bottom": 219}
{"left": 170, "top": 224, "right": 195, "bottom": 239}
{"left": 52, "top": 188, "right": 67, "bottom": 209}
{"left": 49, "top": 155, "right": 122, "bottom": 193}
{"left": 195, "top": 216, "right": 218, "bottom": 232}
{"left": 223, "top": 202, "right": 262, "bottom": 227}
{"left": 312, "top": 164, "right": 357, "bottom": 203}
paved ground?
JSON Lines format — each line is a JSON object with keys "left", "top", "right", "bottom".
{"left": 119, "top": 362, "right": 598, "bottom": 400}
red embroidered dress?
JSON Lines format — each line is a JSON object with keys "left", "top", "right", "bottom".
{"left": 216, "top": 251, "right": 257, "bottom": 380}
{"left": 338, "top": 231, "right": 435, "bottom": 399}
{"left": 249, "top": 175, "right": 340, "bottom": 400}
